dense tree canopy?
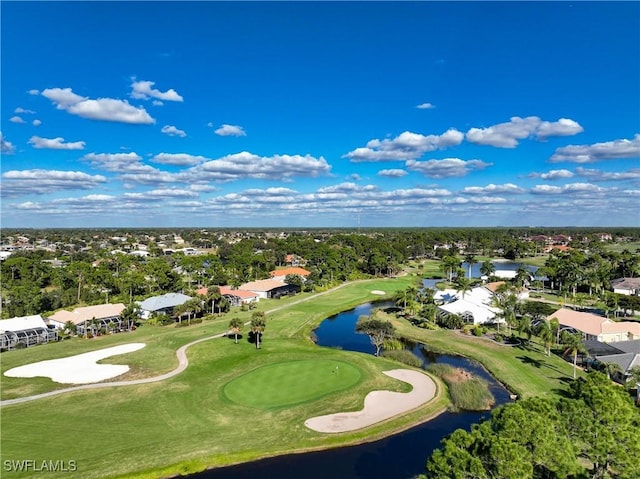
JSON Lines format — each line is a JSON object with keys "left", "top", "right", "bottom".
{"left": 423, "top": 372, "right": 640, "bottom": 479}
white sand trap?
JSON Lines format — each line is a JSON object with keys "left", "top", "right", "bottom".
{"left": 371, "top": 290, "right": 386, "bottom": 295}
{"left": 305, "top": 369, "right": 436, "bottom": 433}
{"left": 4, "top": 343, "right": 145, "bottom": 385}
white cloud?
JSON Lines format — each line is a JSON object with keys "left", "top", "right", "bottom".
{"left": 530, "top": 182, "right": 606, "bottom": 195}
{"left": 406, "top": 158, "right": 492, "bottom": 178}
{"left": 10, "top": 116, "right": 25, "bottom": 124}
{"left": 527, "top": 169, "right": 575, "bottom": 180}
{"left": 33, "top": 119, "right": 42, "bottom": 126}
{"left": 1, "top": 169, "right": 107, "bottom": 197}
{"left": 466, "top": 116, "right": 584, "bottom": 148}
{"left": 123, "top": 188, "right": 197, "bottom": 201}
{"left": 29, "top": 136, "right": 86, "bottom": 150}
{"left": 214, "top": 124, "right": 247, "bottom": 137}
{"left": 462, "top": 183, "right": 524, "bottom": 195}
{"left": 537, "top": 118, "right": 584, "bottom": 138}
{"left": 161, "top": 125, "right": 187, "bottom": 137}
{"left": 378, "top": 169, "right": 408, "bottom": 177}
{"left": 541, "top": 169, "right": 574, "bottom": 180}
{"left": 41, "top": 87, "right": 86, "bottom": 107}
{"left": 130, "top": 80, "right": 184, "bottom": 102}
{"left": 28, "top": 89, "right": 39, "bottom": 95}
{"left": 15, "top": 107, "right": 35, "bottom": 114}
{"left": 41, "top": 87, "right": 155, "bottom": 124}
{"left": 416, "top": 102, "right": 435, "bottom": 109}
{"left": 83, "top": 152, "right": 151, "bottom": 173}
{"left": 549, "top": 134, "right": 640, "bottom": 163}
{"left": 151, "top": 153, "right": 208, "bottom": 166}
{"left": 345, "top": 128, "right": 464, "bottom": 162}
{"left": 0, "top": 132, "right": 15, "bottom": 154}
{"left": 575, "top": 167, "right": 640, "bottom": 182}
{"left": 197, "top": 151, "right": 331, "bottom": 181}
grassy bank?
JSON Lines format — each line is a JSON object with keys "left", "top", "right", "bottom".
{"left": 1, "top": 275, "right": 454, "bottom": 479}
{"left": 391, "top": 318, "right": 579, "bottom": 399}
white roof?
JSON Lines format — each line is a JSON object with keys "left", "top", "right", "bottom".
{"left": 436, "top": 286, "right": 501, "bottom": 324}
{"left": 0, "top": 315, "right": 48, "bottom": 332}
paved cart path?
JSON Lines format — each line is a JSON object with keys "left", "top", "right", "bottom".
{"left": 1, "top": 280, "right": 389, "bottom": 407}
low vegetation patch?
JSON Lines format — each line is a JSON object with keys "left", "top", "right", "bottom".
{"left": 426, "top": 363, "right": 494, "bottom": 411}
{"left": 381, "top": 349, "right": 423, "bottom": 368}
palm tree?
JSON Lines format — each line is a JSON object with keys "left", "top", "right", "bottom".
{"left": 454, "top": 276, "right": 472, "bottom": 300}
{"left": 228, "top": 317, "right": 243, "bottom": 344}
{"left": 535, "top": 320, "right": 554, "bottom": 356}
{"left": 250, "top": 311, "right": 266, "bottom": 349}
{"left": 441, "top": 255, "right": 461, "bottom": 283}
{"left": 173, "top": 303, "right": 187, "bottom": 325}
{"left": 206, "top": 286, "right": 222, "bottom": 315}
{"left": 602, "top": 361, "right": 622, "bottom": 382}
{"left": 561, "top": 331, "right": 586, "bottom": 380}
{"left": 549, "top": 317, "right": 560, "bottom": 346}
{"left": 479, "top": 259, "right": 495, "bottom": 279}
{"left": 464, "top": 253, "right": 476, "bottom": 279}
{"left": 514, "top": 265, "right": 530, "bottom": 290}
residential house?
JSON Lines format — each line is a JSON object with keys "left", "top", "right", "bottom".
{"left": 435, "top": 286, "right": 501, "bottom": 325}
{"left": 269, "top": 267, "right": 311, "bottom": 282}
{"left": 546, "top": 308, "right": 640, "bottom": 343}
{"left": 0, "top": 315, "right": 57, "bottom": 351}
{"left": 196, "top": 286, "right": 259, "bottom": 307}
{"left": 137, "top": 293, "right": 192, "bottom": 319}
{"left": 48, "top": 303, "right": 126, "bottom": 336}
{"left": 239, "top": 279, "right": 300, "bottom": 299}
{"left": 588, "top": 339, "right": 640, "bottom": 384}
{"left": 611, "top": 277, "right": 640, "bottom": 296}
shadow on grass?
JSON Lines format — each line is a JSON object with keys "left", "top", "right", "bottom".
{"left": 517, "top": 355, "right": 567, "bottom": 376}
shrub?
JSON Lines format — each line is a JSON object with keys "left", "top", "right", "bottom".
{"left": 426, "top": 363, "right": 495, "bottom": 411}
{"left": 494, "top": 334, "right": 503, "bottom": 343}
{"left": 472, "top": 325, "right": 483, "bottom": 336}
{"left": 382, "top": 349, "right": 423, "bottom": 368}
{"left": 383, "top": 338, "right": 405, "bottom": 351}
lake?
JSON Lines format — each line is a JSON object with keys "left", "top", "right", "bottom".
{"left": 187, "top": 301, "right": 510, "bottom": 479}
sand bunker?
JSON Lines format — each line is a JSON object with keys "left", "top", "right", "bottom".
{"left": 370, "top": 290, "right": 386, "bottom": 295}
{"left": 4, "top": 343, "right": 145, "bottom": 385}
{"left": 304, "top": 369, "right": 436, "bottom": 433}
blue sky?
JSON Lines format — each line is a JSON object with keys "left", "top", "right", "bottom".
{"left": 1, "top": 1, "right": 639, "bottom": 228}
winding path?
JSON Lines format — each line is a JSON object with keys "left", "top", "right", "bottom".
{"left": 1, "top": 280, "right": 388, "bottom": 407}
{"left": 0, "top": 333, "right": 226, "bottom": 407}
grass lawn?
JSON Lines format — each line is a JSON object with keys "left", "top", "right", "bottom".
{"left": 390, "top": 318, "right": 580, "bottom": 399}
{"left": 223, "top": 359, "right": 362, "bottom": 409}
{"left": 1, "top": 275, "right": 453, "bottom": 479}
{"left": 0, "top": 272, "right": 579, "bottom": 478}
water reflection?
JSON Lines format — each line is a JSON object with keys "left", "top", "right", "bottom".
{"left": 189, "top": 301, "right": 510, "bottom": 479}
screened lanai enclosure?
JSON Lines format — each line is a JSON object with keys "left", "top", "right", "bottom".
{"left": 0, "top": 326, "right": 57, "bottom": 351}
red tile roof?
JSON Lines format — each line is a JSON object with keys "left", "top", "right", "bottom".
{"left": 269, "top": 267, "right": 310, "bottom": 277}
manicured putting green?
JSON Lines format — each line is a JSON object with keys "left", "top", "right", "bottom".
{"left": 223, "top": 359, "right": 362, "bottom": 409}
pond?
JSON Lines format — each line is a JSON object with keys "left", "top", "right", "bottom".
{"left": 188, "top": 301, "right": 511, "bottom": 479}
{"left": 462, "top": 260, "right": 541, "bottom": 280}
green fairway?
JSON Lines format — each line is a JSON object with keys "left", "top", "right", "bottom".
{"left": 0, "top": 272, "right": 579, "bottom": 478}
{"left": 1, "top": 276, "right": 453, "bottom": 479}
{"left": 223, "top": 359, "right": 362, "bottom": 409}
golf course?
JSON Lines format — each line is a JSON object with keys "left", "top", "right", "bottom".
{"left": 0, "top": 276, "right": 451, "bottom": 479}
{"left": 0, "top": 274, "right": 580, "bottom": 478}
